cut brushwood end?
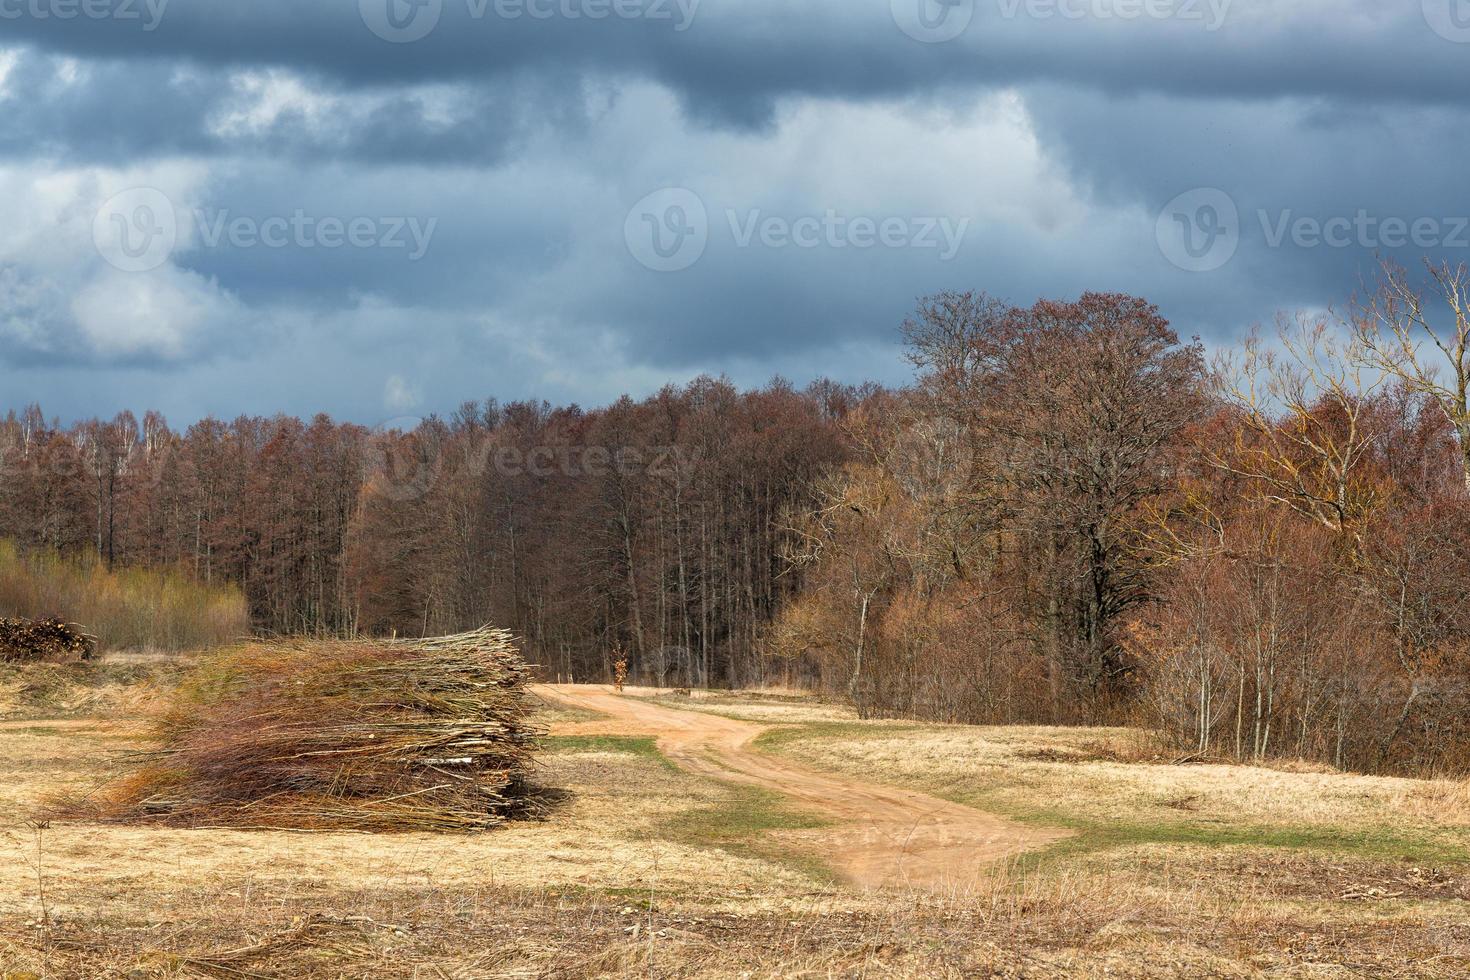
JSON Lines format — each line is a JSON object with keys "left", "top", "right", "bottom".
{"left": 63, "top": 626, "right": 543, "bottom": 833}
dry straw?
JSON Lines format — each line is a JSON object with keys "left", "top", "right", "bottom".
{"left": 75, "top": 627, "right": 541, "bottom": 832}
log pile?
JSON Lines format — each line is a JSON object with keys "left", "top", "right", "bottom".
{"left": 0, "top": 617, "right": 97, "bottom": 664}
{"left": 82, "top": 627, "right": 541, "bottom": 832}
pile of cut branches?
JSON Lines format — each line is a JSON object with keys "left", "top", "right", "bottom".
{"left": 0, "top": 617, "right": 96, "bottom": 663}
{"left": 77, "top": 627, "right": 541, "bottom": 832}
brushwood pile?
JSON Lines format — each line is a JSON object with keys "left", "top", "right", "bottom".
{"left": 0, "top": 617, "right": 96, "bottom": 664}
{"left": 86, "top": 627, "right": 541, "bottom": 832}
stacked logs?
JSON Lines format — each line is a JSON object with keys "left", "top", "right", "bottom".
{"left": 0, "top": 618, "right": 97, "bottom": 664}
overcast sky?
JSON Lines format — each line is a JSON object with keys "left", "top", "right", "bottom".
{"left": 2, "top": 0, "right": 1468, "bottom": 423}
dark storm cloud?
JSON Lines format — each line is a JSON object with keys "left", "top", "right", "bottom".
{"left": 1022, "top": 84, "right": 1470, "bottom": 331}
{"left": 0, "top": 48, "right": 582, "bottom": 164}
{"left": 4, "top": 0, "right": 1470, "bottom": 421}
{"left": 8, "top": 0, "right": 1470, "bottom": 157}
{"left": 0, "top": 2, "right": 1451, "bottom": 95}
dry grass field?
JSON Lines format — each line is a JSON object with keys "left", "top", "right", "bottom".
{"left": 2, "top": 668, "right": 1468, "bottom": 978}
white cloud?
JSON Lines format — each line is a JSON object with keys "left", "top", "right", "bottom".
{"left": 209, "top": 70, "right": 338, "bottom": 139}
{"left": 383, "top": 374, "right": 421, "bottom": 412}
{"left": 0, "top": 162, "right": 237, "bottom": 362}
{"left": 0, "top": 49, "right": 18, "bottom": 101}
{"left": 70, "top": 268, "right": 238, "bottom": 360}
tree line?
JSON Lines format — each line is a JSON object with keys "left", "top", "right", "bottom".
{"left": 0, "top": 379, "right": 856, "bottom": 687}
{"left": 2, "top": 260, "right": 1466, "bottom": 774}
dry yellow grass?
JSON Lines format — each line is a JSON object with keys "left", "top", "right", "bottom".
{"left": 761, "top": 721, "right": 1470, "bottom": 847}
{"left": 2, "top": 676, "right": 1468, "bottom": 977}
{"left": 0, "top": 660, "right": 177, "bottom": 722}
{"left": 0, "top": 733, "right": 814, "bottom": 917}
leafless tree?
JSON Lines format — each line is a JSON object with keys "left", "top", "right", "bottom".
{"left": 1353, "top": 259, "right": 1470, "bottom": 495}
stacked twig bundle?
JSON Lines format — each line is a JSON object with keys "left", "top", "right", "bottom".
{"left": 0, "top": 617, "right": 96, "bottom": 663}
{"left": 82, "top": 627, "right": 541, "bottom": 832}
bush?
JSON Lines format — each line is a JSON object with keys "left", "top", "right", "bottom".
{"left": 0, "top": 540, "right": 250, "bottom": 653}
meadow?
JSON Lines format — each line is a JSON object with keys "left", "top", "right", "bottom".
{"left": 2, "top": 675, "right": 1466, "bottom": 977}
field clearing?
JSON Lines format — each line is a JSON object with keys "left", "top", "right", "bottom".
{"left": 756, "top": 722, "right": 1470, "bottom": 854}
{"left": 1, "top": 673, "right": 1467, "bottom": 977}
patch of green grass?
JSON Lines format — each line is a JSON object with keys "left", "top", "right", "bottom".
{"left": 544, "top": 730, "right": 837, "bottom": 882}
{"left": 532, "top": 698, "right": 608, "bottom": 724}
{"left": 664, "top": 781, "right": 826, "bottom": 843}
{"left": 755, "top": 721, "right": 930, "bottom": 753}
{"left": 541, "top": 734, "right": 679, "bottom": 772}
{"left": 998, "top": 806, "right": 1470, "bottom": 872}
{"left": 659, "top": 779, "right": 838, "bottom": 884}
{"left": 756, "top": 724, "right": 1470, "bottom": 871}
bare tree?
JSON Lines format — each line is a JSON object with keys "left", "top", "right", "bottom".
{"left": 1212, "top": 314, "right": 1386, "bottom": 542}
{"left": 1353, "top": 259, "right": 1470, "bottom": 495}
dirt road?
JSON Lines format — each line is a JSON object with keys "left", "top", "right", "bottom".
{"left": 536, "top": 685, "right": 1069, "bottom": 893}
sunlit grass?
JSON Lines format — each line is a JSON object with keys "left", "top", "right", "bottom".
{"left": 0, "top": 539, "right": 250, "bottom": 653}
{"left": 756, "top": 722, "right": 1470, "bottom": 869}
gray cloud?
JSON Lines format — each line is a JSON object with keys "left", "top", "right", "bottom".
{"left": 2, "top": 0, "right": 1469, "bottom": 421}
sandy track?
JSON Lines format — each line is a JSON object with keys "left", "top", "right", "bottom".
{"left": 536, "top": 685, "right": 1069, "bottom": 893}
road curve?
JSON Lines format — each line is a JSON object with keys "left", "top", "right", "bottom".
{"left": 535, "top": 685, "right": 1069, "bottom": 894}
